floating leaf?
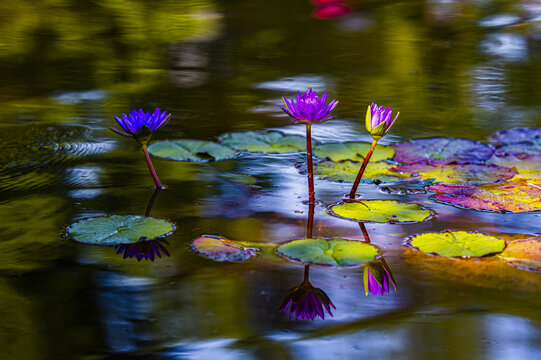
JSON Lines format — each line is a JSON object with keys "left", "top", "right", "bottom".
{"left": 192, "top": 236, "right": 258, "bottom": 262}
{"left": 148, "top": 139, "right": 236, "bottom": 162}
{"left": 329, "top": 200, "right": 432, "bottom": 223}
{"left": 378, "top": 179, "right": 434, "bottom": 195}
{"left": 67, "top": 215, "right": 175, "bottom": 245}
{"left": 498, "top": 238, "right": 541, "bottom": 272}
{"left": 315, "top": 160, "right": 410, "bottom": 183}
{"left": 219, "top": 130, "right": 307, "bottom": 153}
{"left": 392, "top": 138, "right": 494, "bottom": 165}
{"left": 488, "top": 128, "right": 541, "bottom": 156}
{"left": 313, "top": 142, "right": 394, "bottom": 162}
{"left": 392, "top": 163, "right": 516, "bottom": 185}
{"left": 487, "top": 154, "right": 541, "bottom": 181}
{"left": 277, "top": 238, "right": 378, "bottom": 266}
{"left": 430, "top": 180, "right": 541, "bottom": 213}
{"left": 410, "top": 231, "right": 505, "bottom": 257}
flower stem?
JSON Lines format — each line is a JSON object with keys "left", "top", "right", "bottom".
{"left": 306, "top": 124, "right": 315, "bottom": 205}
{"left": 142, "top": 144, "right": 164, "bottom": 189}
{"left": 304, "top": 264, "right": 310, "bottom": 283}
{"left": 359, "top": 223, "right": 371, "bottom": 243}
{"left": 307, "top": 203, "right": 315, "bottom": 239}
{"left": 348, "top": 139, "right": 378, "bottom": 199}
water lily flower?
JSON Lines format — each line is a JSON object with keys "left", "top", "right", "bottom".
{"left": 281, "top": 88, "right": 338, "bottom": 204}
{"left": 110, "top": 108, "right": 171, "bottom": 188}
{"left": 363, "top": 258, "right": 397, "bottom": 296}
{"left": 365, "top": 103, "right": 399, "bottom": 140}
{"left": 115, "top": 239, "right": 170, "bottom": 262}
{"left": 279, "top": 280, "right": 336, "bottom": 321}
{"left": 281, "top": 87, "right": 338, "bottom": 124}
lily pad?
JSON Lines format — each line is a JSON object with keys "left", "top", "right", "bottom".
{"left": 315, "top": 160, "right": 410, "bottom": 183}
{"left": 148, "top": 139, "right": 237, "bottom": 162}
{"left": 410, "top": 231, "right": 505, "bottom": 257}
{"left": 67, "top": 215, "right": 175, "bottom": 245}
{"left": 430, "top": 180, "right": 541, "bottom": 213}
{"left": 488, "top": 128, "right": 541, "bottom": 156}
{"left": 498, "top": 238, "right": 541, "bottom": 272}
{"left": 277, "top": 238, "right": 378, "bottom": 266}
{"left": 219, "top": 130, "right": 307, "bottom": 154}
{"left": 192, "top": 236, "right": 258, "bottom": 262}
{"left": 487, "top": 154, "right": 541, "bottom": 181}
{"left": 313, "top": 142, "right": 394, "bottom": 162}
{"left": 391, "top": 163, "right": 517, "bottom": 185}
{"left": 329, "top": 200, "right": 432, "bottom": 223}
{"left": 392, "top": 138, "right": 494, "bottom": 165}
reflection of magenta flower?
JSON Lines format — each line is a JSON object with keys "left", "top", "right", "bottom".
{"left": 111, "top": 108, "right": 171, "bottom": 140}
{"left": 279, "top": 281, "right": 335, "bottom": 320}
{"left": 281, "top": 88, "right": 338, "bottom": 124}
{"left": 365, "top": 103, "right": 399, "bottom": 140}
{"left": 115, "top": 239, "right": 170, "bottom": 262}
{"left": 363, "top": 258, "right": 397, "bottom": 296}
{"left": 313, "top": 4, "right": 351, "bottom": 19}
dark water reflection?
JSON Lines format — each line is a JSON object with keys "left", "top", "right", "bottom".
{"left": 1, "top": 0, "right": 541, "bottom": 358}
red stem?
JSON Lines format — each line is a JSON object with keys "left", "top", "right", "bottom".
{"left": 306, "top": 124, "right": 315, "bottom": 205}
{"left": 359, "top": 223, "right": 371, "bottom": 243}
{"left": 348, "top": 139, "right": 378, "bottom": 199}
{"left": 307, "top": 203, "right": 315, "bottom": 239}
{"left": 142, "top": 144, "right": 164, "bottom": 189}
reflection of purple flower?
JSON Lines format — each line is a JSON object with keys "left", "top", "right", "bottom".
{"left": 279, "top": 281, "right": 336, "bottom": 320}
{"left": 115, "top": 239, "right": 170, "bottom": 262}
{"left": 110, "top": 108, "right": 170, "bottom": 142}
{"left": 281, "top": 88, "right": 338, "bottom": 124}
{"left": 363, "top": 258, "right": 397, "bottom": 296}
{"left": 365, "top": 103, "right": 399, "bottom": 140}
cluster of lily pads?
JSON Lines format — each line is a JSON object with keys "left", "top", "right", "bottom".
{"left": 66, "top": 89, "right": 541, "bottom": 320}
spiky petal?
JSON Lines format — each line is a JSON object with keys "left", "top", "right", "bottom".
{"left": 281, "top": 87, "right": 338, "bottom": 124}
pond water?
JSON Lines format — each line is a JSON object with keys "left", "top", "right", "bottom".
{"left": 1, "top": 0, "right": 541, "bottom": 359}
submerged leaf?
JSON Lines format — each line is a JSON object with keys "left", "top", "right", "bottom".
{"left": 329, "top": 200, "right": 432, "bottom": 223}
{"left": 498, "top": 238, "right": 541, "bottom": 272}
{"left": 148, "top": 139, "right": 237, "bottom": 162}
{"left": 277, "top": 238, "right": 378, "bottom": 266}
{"left": 67, "top": 215, "right": 175, "bottom": 245}
{"left": 313, "top": 142, "right": 394, "bottom": 162}
{"left": 219, "top": 130, "right": 307, "bottom": 153}
{"left": 409, "top": 231, "right": 505, "bottom": 257}
{"left": 392, "top": 138, "right": 494, "bottom": 165}
{"left": 430, "top": 180, "right": 541, "bottom": 213}
{"left": 192, "top": 236, "right": 258, "bottom": 262}
{"left": 315, "top": 160, "right": 410, "bottom": 183}
{"left": 392, "top": 163, "right": 516, "bottom": 185}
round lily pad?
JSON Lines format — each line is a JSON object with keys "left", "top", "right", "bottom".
{"left": 277, "top": 238, "right": 378, "bottom": 266}
{"left": 313, "top": 142, "right": 394, "bottom": 162}
{"left": 498, "top": 238, "right": 541, "bottom": 272}
{"left": 192, "top": 236, "right": 258, "bottom": 262}
{"left": 315, "top": 160, "right": 410, "bottom": 183}
{"left": 67, "top": 215, "right": 175, "bottom": 245}
{"left": 329, "top": 200, "right": 432, "bottom": 223}
{"left": 392, "top": 138, "right": 494, "bottom": 165}
{"left": 219, "top": 130, "right": 307, "bottom": 154}
{"left": 409, "top": 231, "right": 505, "bottom": 257}
{"left": 148, "top": 139, "right": 236, "bottom": 162}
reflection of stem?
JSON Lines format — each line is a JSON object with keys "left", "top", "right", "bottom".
{"left": 348, "top": 139, "right": 378, "bottom": 199}
{"left": 359, "top": 223, "right": 371, "bottom": 243}
{"left": 306, "top": 124, "right": 315, "bottom": 205}
{"left": 145, "top": 187, "right": 162, "bottom": 217}
{"left": 307, "top": 203, "right": 315, "bottom": 238}
{"left": 142, "top": 144, "right": 164, "bottom": 189}
{"left": 303, "top": 264, "right": 310, "bottom": 283}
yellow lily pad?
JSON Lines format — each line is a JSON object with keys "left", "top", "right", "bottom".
{"left": 329, "top": 200, "right": 432, "bottom": 223}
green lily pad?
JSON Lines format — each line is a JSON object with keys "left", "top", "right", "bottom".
{"left": 67, "top": 215, "right": 175, "bottom": 245}
{"left": 277, "top": 238, "right": 378, "bottom": 266}
{"left": 148, "top": 139, "right": 237, "bottom": 162}
{"left": 329, "top": 200, "right": 432, "bottom": 223}
{"left": 192, "top": 236, "right": 258, "bottom": 262}
{"left": 313, "top": 142, "right": 394, "bottom": 162}
{"left": 410, "top": 231, "right": 505, "bottom": 257}
{"left": 219, "top": 130, "right": 307, "bottom": 153}
{"left": 315, "top": 160, "right": 410, "bottom": 183}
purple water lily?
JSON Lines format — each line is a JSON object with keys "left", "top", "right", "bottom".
{"left": 281, "top": 87, "right": 338, "bottom": 124}
{"left": 111, "top": 108, "right": 170, "bottom": 139}
{"left": 279, "top": 280, "right": 336, "bottom": 321}
{"left": 365, "top": 103, "right": 399, "bottom": 140}
{"left": 363, "top": 258, "right": 397, "bottom": 296}
{"left": 115, "top": 239, "right": 170, "bottom": 262}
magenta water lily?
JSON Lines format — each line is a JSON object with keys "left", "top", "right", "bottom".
{"left": 363, "top": 258, "right": 397, "bottom": 296}
{"left": 281, "top": 88, "right": 338, "bottom": 204}
{"left": 111, "top": 108, "right": 171, "bottom": 189}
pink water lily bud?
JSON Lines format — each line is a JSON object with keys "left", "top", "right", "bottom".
{"left": 365, "top": 103, "right": 399, "bottom": 140}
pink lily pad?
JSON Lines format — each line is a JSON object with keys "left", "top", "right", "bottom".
{"left": 430, "top": 180, "right": 541, "bottom": 213}
{"left": 488, "top": 128, "right": 541, "bottom": 157}
{"left": 487, "top": 154, "right": 541, "bottom": 181}
{"left": 392, "top": 163, "right": 517, "bottom": 185}
{"left": 392, "top": 138, "right": 494, "bottom": 165}
{"left": 192, "top": 236, "right": 258, "bottom": 262}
